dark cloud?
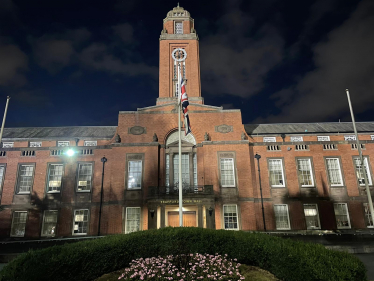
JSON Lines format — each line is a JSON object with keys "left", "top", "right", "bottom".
{"left": 200, "top": 9, "right": 284, "bottom": 98}
{"left": 0, "top": 42, "right": 28, "bottom": 86}
{"left": 260, "top": 0, "right": 374, "bottom": 123}
{"left": 112, "top": 23, "right": 134, "bottom": 44}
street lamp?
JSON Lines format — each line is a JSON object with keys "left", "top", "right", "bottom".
{"left": 254, "top": 153, "right": 266, "bottom": 232}
{"left": 98, "top": 156, "right": 107, "bottom": 236}
{"left": 66, "top": 149, "right": 75, "bottom": 157}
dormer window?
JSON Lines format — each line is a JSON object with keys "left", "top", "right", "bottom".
{"left": 175, "top": 22, "right": 183, "bottom": 34}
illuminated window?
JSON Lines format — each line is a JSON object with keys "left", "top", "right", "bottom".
{"left": 303, "top": 204, "right": 320, "bottom": 229}
{"left": 41, "top": 210, "right": 58, "bottom": 237}
{"left": 128, "top": 160, "right": 142, "bottom": 189}
{"left": 73, "top": 209, "right": 89, "bottom": 235}
{"left": 125, "top": 207, "right": 141, "bottom": 234}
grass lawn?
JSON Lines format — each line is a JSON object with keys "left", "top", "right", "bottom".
{"left": 94, "top": 264, "right": 280, "bottom": 281}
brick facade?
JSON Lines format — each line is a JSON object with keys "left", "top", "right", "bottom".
{"left": 0, "top": 5, "right": 373, "bottom": 240}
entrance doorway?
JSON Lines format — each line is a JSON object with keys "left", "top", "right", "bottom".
{"left": 168, "top": 211, "right": 196, "bottom": 227}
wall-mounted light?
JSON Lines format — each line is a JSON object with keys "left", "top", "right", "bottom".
{"left": 150, "top": 209, "right": 155, "bottom": 218}
{"left": 208, "top": 207, "right": 213, "bottom": 217}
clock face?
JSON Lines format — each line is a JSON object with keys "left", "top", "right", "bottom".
{"left": 172, "top": 48, "right": 187, "bottom": 62}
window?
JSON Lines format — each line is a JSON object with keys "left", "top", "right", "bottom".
{"left": 174, "top": 154, "right": 190, "bottom": 187}
{"left": 334, "top": 203, "right": 351, "bottom": 229}
{"left": 326, "top": 158, "right": 343, "bottom": 186}
{"left": 175, "top": 22, "right": 183, "bottom": 34}
{"left": 364, "top": 203, "right": 374, "bottom": 228}
{"left": 220, "top": 158, "right": 235, "bottom": 187}
{"left": 344, "top": 135, "right": 356, "bottom": 141}
{"left": 274, "top": 204, "right": 290, "bottom": 230}
{"left": 57, "top": 141, "right": 70, "bottom": 147}
{"left": 290, "top": 136, "right": 303, "bottom": 142}
{"left": 2, "top": 142, "right": 13, "bottom": 148}
{"left": 297, "top": 159, "right": 314, "bottom": 187}
{"left": 125, "top": 207, "right": 141, "bottom": 234}
{"left": 223, "top": 205, "right": 238, "bottom": 230}
{"left": 263, "top": 137, "right": 276, "bottom": 142}
{"left": 128, "top": 161, "right": 142, "bottom": 189}
{"left": 303, "top": 204, "right": 320, "bottom": 229}
{"left": 41, "top": 210, "right": 58, "bottom": 237}
{"left": 371, "top": 135, "right": 374, "bottom": 141}
{"left": 353, "top": 157, "right": 372, "bottom": 186}
{"left": 318, "top": 136, "right": 330, "bottom": 141}
{"left": 0, "top": 164, "right": 5, "bottom": 192}
{"left": 16, "top": 164, "right": 35, "bottom": 194}
{"left": 10, "top": 211, "right": 27, "bottom": 237}
{"left": 268, "top": 159, "right": 285, "bottom": 187}
{"left": 84, "top": 141, "right": 97, "bottom": 146}
{"left": 47, "top": 164, "right": 63, "bottom": 192}
{"left": 29, "top": 142, "right": 42, "bottom": 147}
{"left": 193, "top": 153, "right": 197, "bottom": 186}
{"left": 77, "top": 163, "right": 93, "bottom": 192}
{"left": 166, "top": 154, "right": 170, "bottom": 187}
{"left": 73, "top": 209, "right": 89, "bottom": 235}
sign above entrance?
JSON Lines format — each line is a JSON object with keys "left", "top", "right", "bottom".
{"left": 160, "top": 199, "right": 202, "bottom": 204}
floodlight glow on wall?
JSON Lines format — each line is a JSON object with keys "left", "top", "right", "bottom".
{"left": 66, "top": 149, "right": 75, "bottom": 156}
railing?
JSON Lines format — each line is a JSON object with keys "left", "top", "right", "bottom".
{"left": 148, "top": 185, "right": 213, "bottom": 197}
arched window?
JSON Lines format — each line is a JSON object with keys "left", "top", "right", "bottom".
{"left": 165, "top": 131, "right": 197, "bottom": 191}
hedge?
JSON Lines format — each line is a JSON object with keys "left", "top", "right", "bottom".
{"left": 0, "top": 227, "right": 367, "bottom": 281}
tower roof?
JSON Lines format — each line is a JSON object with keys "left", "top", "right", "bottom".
{"left": 166, "top": 4, "right": 191, "bottom": 18}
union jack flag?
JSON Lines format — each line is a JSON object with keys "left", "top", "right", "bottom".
{"left": 180, "top": 78, "right": 191, "bottom": 135}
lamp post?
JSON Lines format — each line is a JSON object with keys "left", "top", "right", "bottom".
{"left": 98, "top": 156, "right": 107, "bottom": 236}
{"left": 254, "top": 153, "right": 266, "bottom": 232}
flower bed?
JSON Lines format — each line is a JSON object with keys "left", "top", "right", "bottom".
{"left": 118, "top": 253, "right": 245, "bottom": 281}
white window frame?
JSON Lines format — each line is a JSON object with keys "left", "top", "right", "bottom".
{"left": 10, "top": 211, "right": 27, "bottom": 237}
{"left": 325, "top": 158, "right": 344, "bottom": 187}
{"left": 353, "top": 157, "right": 372, "bottom": 186}
{"left": 57, "top": 141, "right": 70, "bottom": 147}
{"left": 72, "top": 209, "right": 89, "bottom": 235}
{"left": 84, "top": 141, "right": 97, "bottom": 146}
{"left": 0, "top": 164, "right": 5, "bottom": 193}
{"left": 175, "top": 21, "right": 183, "bottom": 34}
{"left": 303, "top": 204, "right": 321, "bottom": 229}
{"left": 220, "top": 158, "right": 236, "bottom": 187}
{"left": 290, "top": 136, "right": 303, "bottom": 142}
{"left": 223, "top": 204, "right": 239, "bottom": 230}
{"left": 317, "top": 136, "right": 330, "bottom": 141}
{"left": 263, "top": 137, "right": 276, "bottom": 142}
{"left": 16, "top": 164, "right": 35, "bottom": 194}
{"left": 334, "top": 203, "right": 351, "bottom": 229}
{"left": 364, "top": 203, "right": 374, "bottom": 228}
{"left": 125, "top": 207, "right": 141, "bottom": 234}
{"left": 344, "top": 135, "right": 356, "bottom": 141}
{"left": 268, "top": 159, "right": 285, "bottom": 187}
{"left": 274, "top": 204, "right": 291, "bottom": 230}
{"left": 2, "top": 142, "right": 14, "bottom": 148}
{"left": 77, "top": 163, "right": 93, "bottom": 192}
{"left": 41, "top": 210, "right": 58, "bottom": 237}
{"left": 47, "top": 163, "right": 64, "bottom": 193}
{"left": 29, "top": 142, "right": 42, "bottom": 147}
{"left": 371, "top": 135, "right": 374, "bottom": 141}
{"left": 128, "top": 160, "right": 142, "bottom": 189}
{"left": 297, "top": 158, "right": 315, "bottom": 187}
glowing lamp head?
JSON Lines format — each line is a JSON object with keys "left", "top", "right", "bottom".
{"left": 66, "top": 149, "right": 75, "bottom": 156}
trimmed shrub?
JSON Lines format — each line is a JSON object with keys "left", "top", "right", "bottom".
{"left": 0, "top": 227, "right": 367, "bottom": 281}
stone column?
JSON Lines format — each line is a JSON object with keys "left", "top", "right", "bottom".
{"left": 161, "top": 205, "right": 166, "bottom": 228}
{"left": 197, "top": 205, "right": 203, "bottom": 228}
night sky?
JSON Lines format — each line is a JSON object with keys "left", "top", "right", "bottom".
{"left": 0, "top": 0, "right": 373, "bottom": 128}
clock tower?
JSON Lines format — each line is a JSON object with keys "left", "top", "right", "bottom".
{"left": 157, "top": 4, "right": 203, "bottom": 105}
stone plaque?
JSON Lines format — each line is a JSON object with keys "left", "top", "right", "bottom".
{"left": 128, "top": 126, "right": 146, "bottom": 135}
{"left": 215, "top": 124, "right": 233, "bottom": 134}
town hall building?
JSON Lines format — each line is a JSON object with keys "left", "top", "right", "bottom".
{"left": 0, "top": 5, "right": 373, "bottom": 240}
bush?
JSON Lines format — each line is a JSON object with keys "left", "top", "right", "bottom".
{"left": 0, "top": 227, "right": 367, "bottom": 281}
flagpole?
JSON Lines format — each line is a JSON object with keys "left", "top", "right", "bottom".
{"left": 0, "top": 96, "right": 11, "bottom": 147}
{"left": 178, "top": 62, "right": 183, "bottom": 227}
{"left": 346, "top": 89, "right": 374, "bottom": 226}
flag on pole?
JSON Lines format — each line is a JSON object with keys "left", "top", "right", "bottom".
{"left": 180, "top": 77, "right": 191, "bottom": 135}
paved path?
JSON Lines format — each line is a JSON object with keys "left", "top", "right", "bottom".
{"left": 354, "top": 254, "right": 374, "bottom": 281}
